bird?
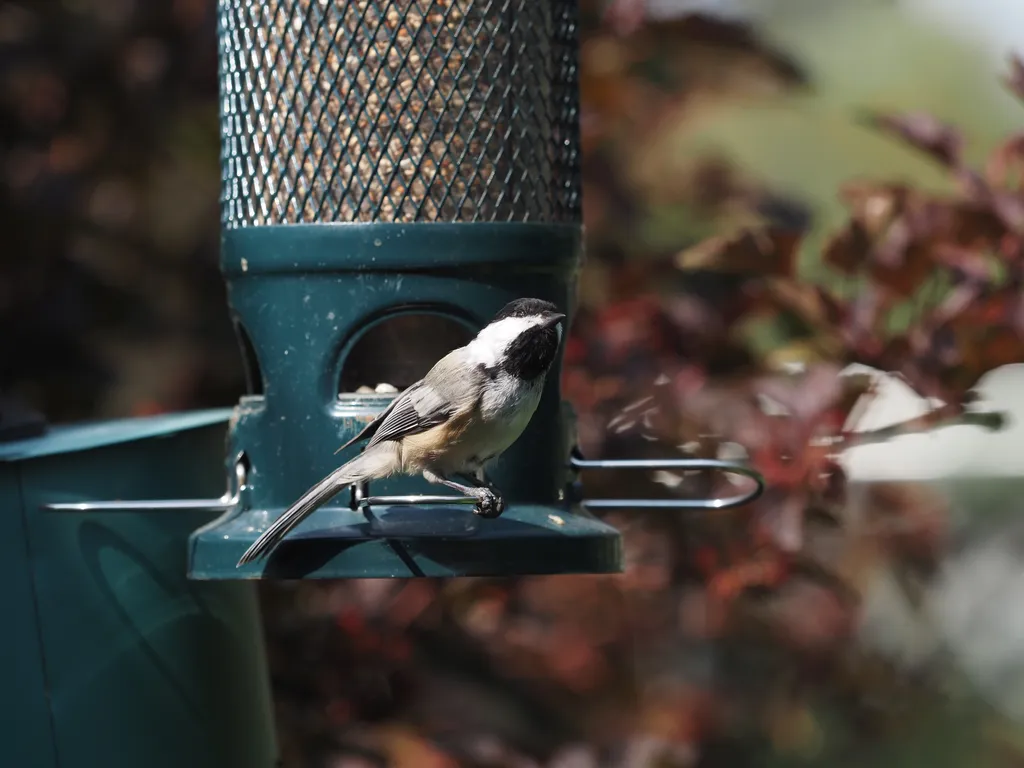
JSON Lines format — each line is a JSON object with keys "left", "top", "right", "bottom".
{"left": 236, "top": 297, "right": 567, "bottom": 566}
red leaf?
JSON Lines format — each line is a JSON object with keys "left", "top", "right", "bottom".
{"left": 675, "top": 227, "right": 803, "bottom": 277}
{"left": 973, "top": 326, "right": 1024, "bottom": 370}
{"left": 871, "top": 216, "right": 913, "bottom": 269}
{"left": 823, "top": 222, "right": 870, "bottom": 274}
{"left": 952, "top": 288, "right": 1020, "bottom": 328}
{"left": 986, "top": 134, "right": 1024, "bottom": 191}
{"left": 990, "top": 191, "right": 1024, "bottom": 232}
{"left": 870, "top": 242, "right": 937, "bottom": 297}
{"left": 760, "top": 279, "right": 849, "bottom": 335}
{"left": 866, "top": 111, "right": 963, "bottom": 168}
{"left": 839, "top": 181, "right": 911, "bottom": 233}
{"left": 709, "top": 555, "right": 789, "bottom": 600}
{"left": 827, "top": 182, "right": 939, "bottom": 292}
{"left": 943, "top": 202, "right": 1009, "bottom": 249}
{"left": 1004, "top": 54, "right": 1024, "bottom": 103}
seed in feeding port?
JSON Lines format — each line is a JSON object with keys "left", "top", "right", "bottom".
{"left": 375, "top": 382, "right": 398, "bottom": 394}
{"left": 355, "top": 385, "right": 374, "bottom": 394}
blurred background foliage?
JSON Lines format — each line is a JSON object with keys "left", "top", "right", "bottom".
{"left": 6, "top": 1, "right": 1024, "bottom": 767}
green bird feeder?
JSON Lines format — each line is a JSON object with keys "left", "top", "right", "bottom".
{"left": 196, "top": 0, "right": 624, "bottom": 579}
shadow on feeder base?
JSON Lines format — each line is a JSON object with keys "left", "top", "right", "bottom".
{"left": 188, "top": 504, "right": 623, "bottom": 580}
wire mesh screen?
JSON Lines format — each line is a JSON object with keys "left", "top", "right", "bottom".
{"left": 219, "top": 0, "right": 582, "bottom": 226}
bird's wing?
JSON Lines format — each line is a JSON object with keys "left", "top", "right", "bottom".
{"left": 334, "top": 350, "right": 483, "bottom": 455}
{"left": 362, "top": 379, "right": 455, "bottom": 450}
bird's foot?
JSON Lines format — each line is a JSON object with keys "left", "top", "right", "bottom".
{"left": 472, "top": 488, "right": 505, "bottom": 519}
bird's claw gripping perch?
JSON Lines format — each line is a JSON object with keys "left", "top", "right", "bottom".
{"left": 472, "top": 490, "right": 505, "bottom": 519}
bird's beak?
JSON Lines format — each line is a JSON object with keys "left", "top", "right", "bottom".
{"left": 541, "top": 312, "right": 566, "bottom": 328}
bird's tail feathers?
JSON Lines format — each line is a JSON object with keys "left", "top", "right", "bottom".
{"left": 236, "top": 445, "right": 397, "bottom": 566}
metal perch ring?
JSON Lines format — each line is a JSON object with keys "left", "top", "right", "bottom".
{"left": 569, "top": 454, "right": 765, "bottom": 511}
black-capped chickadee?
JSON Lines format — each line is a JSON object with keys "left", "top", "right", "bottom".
{"left": 237, "top": 298, "right": 566, "bottom": 566}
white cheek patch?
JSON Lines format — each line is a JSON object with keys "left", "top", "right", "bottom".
{"left": 468, "top": 315, "right": 540, "bottom": 366}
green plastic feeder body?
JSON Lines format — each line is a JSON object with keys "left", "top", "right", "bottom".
{"left": 0, "top": 411, "right": 278, "bottom": 768}
{"left": 187, "top": 0, "right": 628, "bottom": 579}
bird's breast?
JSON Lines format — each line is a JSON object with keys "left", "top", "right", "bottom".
{"left": 478, "top": 373, "right": 543, "bottom": 425}
{"left": 429, "top": 374, "right": 544, "bottom": 473}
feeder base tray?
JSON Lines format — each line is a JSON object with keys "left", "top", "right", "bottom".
{"left": 188, "top": 503, "right": 623, "bottom": 579}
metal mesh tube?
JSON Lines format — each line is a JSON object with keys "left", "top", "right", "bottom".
{"left": 219, "top": 0, "right": 582, "bottom": 226}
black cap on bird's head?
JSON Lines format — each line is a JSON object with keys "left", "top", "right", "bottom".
{"left": 491, "top": 297, "right": 565, "bottom": 328}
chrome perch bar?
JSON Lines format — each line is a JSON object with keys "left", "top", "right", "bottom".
{"left": 41, "top": 460, "right": 248, "bottom": 513}
{"left": 39, "top": 451, "right": 765, "bottom": 514}
{"left": 351, "top": 453, "right": 766, "bottom": 512}
{"left": 350, "top": 481, "right": 478, "bottom": 509}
